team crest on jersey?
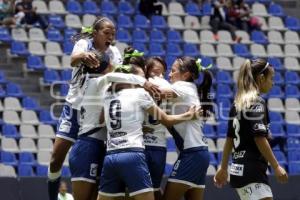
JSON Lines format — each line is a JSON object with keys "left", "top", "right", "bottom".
{"left": 90, "top": 163, "right": 98, "bottom": 177}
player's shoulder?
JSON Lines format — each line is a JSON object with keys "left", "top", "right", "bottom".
{"left": 249, "top": 96, "right": 266, "bottom": 112}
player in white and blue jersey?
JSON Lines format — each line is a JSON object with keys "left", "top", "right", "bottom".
{"left": 157, "top": 56, "right": 213, "bottom": 200}
{"left": 97, "top": 64, "right": 201, "bottom": 200}
{"left": 48, "top": 16, "right": 122, "bottom": 200}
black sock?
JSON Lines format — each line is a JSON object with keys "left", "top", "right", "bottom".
{"left": 48, "top": 177, "right": 61, "bottom": 200}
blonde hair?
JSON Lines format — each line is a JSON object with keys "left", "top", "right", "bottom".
{"left": 235, "top": 59, "right": 260, "bottom": 111}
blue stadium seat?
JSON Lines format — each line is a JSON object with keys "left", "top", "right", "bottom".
{"left": 268, "top": 3, "right": 285, "bottom": 17}
{"left": 269, "top": 123, "right": 285, "bottom": 137}
{"left": 132, "top": 29, "right": 148, "bottom": 43}
{"left": 64, "top": 28, "right": 77, "bottom": 41}
{"left": 273, "top": 150, "right": 287, "bottom": 165}
{"left": 27, "top": 56, "right": 44, "bottom": 70}
{"left": 166, "top": 56, "right": 177, "bottom": 69}
{"left": 259, "top": 0, "right": 271, "bottom": 4}
{"left": 22, "top": 96, "right": 40, "bottom": 111}
{"left": 18, "top": 164, "right": 35, "bottom": 177}
{"left": 1, "top": 151, "right": 18, "bottom": 166}
{"left": 216, "top": 71, "right": 233, "bottom": 84}
{"left": 10, "top": 41, "right": 29, "bottom": 56}
{"left": 19, "top": 152, "right": 36, "bottom": 166}
{"left": 210, "top": 153, "right": 218, "bottom": 165}
{"left": 47, "top": 28, "right": 63, "bottom": 42}
{"left": 285, "top": 85, "right": 300, "bottom": 98}
{"left": 48, "top": 15, "right": 65, "bottom": 29}
{"left": 233, "top": 44, "right": 252, "bottom": 58}
{"left": 273, "top": 72, "right": 284, "bottom": 85}
{"left": 134, "top": 15, "right": 150, "bottom": 29}
{"left": 268, "top": 86, "right": 284, "bottom": 99}
{"left": 251, "top": 31, "right": 268, "bottom": 44}
{"left": 83, "top": 0, "right": 99, "bottom": 15}
{"left": 36, "top": 165, "right": 48, "bottom": 176}
{"left": 288, "top": 151, "right": 300, "bottom": 162}
{"left": 39, "top": 110, "right": 57, "bottom": 125}
{"left": 216, "top": 84, "right": 233, "bottom": 99}
{"left": 63, "top": 40, "right": 74, "bottom": 55}
{"left": 269, "top": 112, "right": 284, "bottom": 124}
{"left": 66, "top": 0, "right": 82, "bottom": 15}
{"left": 285, "top": 16, "right": 300, "bottom": 31}
{"left": 167, "top": 138, "right": 176, "bottom": 151}
{"left": 202, "top": 2, "right": 212, "bottom": 15}
{"left": 0, "top": 27, "right": 12, "bottom": 42}
{"left": 6, "top": 82, "right": 23, "bottom": 97}
{"left": 100, "top": 0, "right": 117, "bottom": 15}
{"left": 167, "top": 43, "right": 182, "bottom": 56}
{"left": 150, "top": 29, "right": 166, "bottom": 43}
{"left": 60, "top": 83, "right": 69, "bottom": 97}
{"left": 149, "top": 43, "right": 165, "bottom": 56}
{"left": 203, "top": 124, "right": 216, "bottom": 138}
{"left": 217, "top": 122, "right": 228, "bottom": 137}
{"left": 285, "top": 71, "right": 300, "bottom": 85}
{"left": 0, "top": 85, "right": 6, "bottom": 98}
{"left": 167, "top": 30, "right": 182, "bottom": 43}
{"left": 288, "top": 161, "right": 300, "bottom": 175}
{"left": 287, "top": 137, "right": 300, "bottom": 150}
{"left": 185, "top": 2, "right": 202, "bottom": 16}
{"left": 117, "top": 15, "right": 133, "bottom": 29}
{"left": 151, "top": 15, "right": 167, "bottom": 29}
{"left": 245, "top": 0, "right": 255, "bottom": 4}
{"left": 116, "top": 29, "right": 131, "bottom": 43}
{"left": 0, "top": 71, "right": 7, "bottom": 84}
{"left": 62, "top": 166, "right": 71, "bottom": 177}
{"left": 268, "top": 57, "right": 283, "bottom": 71}
{"left": 118, "top": 0, "right": 134, "bottom": 15}
{"left": 200, "top": 56, "right": 214, "bottom": 69}
{"left": 61, "top": 69, "right": 72, "bottom": 81}
{"left": 43, "top": 69, "right": 60, "bottom": 84}
{"left": 286, "top": 124, "right": 300, "bottom": 137}
{"left": 132, "top": 42, "right": 148, "bottom": 56}
{"left": 183, "top": 43, "right": 199, "bottom": 57}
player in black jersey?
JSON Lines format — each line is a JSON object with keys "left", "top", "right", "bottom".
{"left": 214, "top": 59, "right": 288, "bottom": 200}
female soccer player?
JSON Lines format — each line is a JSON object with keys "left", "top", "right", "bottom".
{"left": 159, "top": 56, "right": 213, "bottom": 200}
{"left": 97, "top": 64, "right": 202, "bottom": 200}
{"left": 48, "top": 16, "right": 122, "bottom": 200}
{"left": 143, "top": 57, "right": 170, "bottom": 200}
{"left": 214, "top": 59, "right": 288, "bottom": 200}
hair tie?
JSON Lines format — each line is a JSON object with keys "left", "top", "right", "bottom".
{"left": 258, "top": 62, "right": 269, "bottom": 74}
{"left": 124, "top": 50, "right": 144, "bottom": 59}
{"left": 196, "top": 58, "right": 213, "bottom": 72}
{"left": 81, "top": 26, "right": 93, "bottom": 34}
{"left": 114, "top": 65, "right": 132, "bottom": 72}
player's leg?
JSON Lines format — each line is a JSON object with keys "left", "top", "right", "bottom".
{"left": 184, "top": 188, "right": 205, "bottom": 200}
{"left": 132, "top": 191, "right": 154, "bottom": 200}
{"left": 48, "top": 104, "right": 79, "bottom": 200}
{"left": 163, "top": 182, "right": 190, "bottom": 200}
{"left": 72, "top": 181, "right": 97, "bottom": 200}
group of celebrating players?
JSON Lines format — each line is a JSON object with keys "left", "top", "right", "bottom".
{"left": 46, "top": 17, "right": 288, "bottom": 200}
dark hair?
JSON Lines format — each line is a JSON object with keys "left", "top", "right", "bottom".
{"left": 122, "top": 46, "right": 146, "bottom": 71}
{"left": 72, "top": 16, "right": 114, "bottom": 43}
{"left": 145, "top": 57, "right": 167, "bottom": 79}
{"left": 176, "top": 56, "right": 213, "bottom": 117}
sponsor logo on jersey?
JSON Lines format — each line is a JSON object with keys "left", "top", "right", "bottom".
{"left": 109, "top": 131, "right": 127, "bottom": 138}
{"left": 253, "top": 123, "right": 267, "bottom": 132}
{"left": 58, "top": 120, "right": 72, "bottom": 133}
{"left": 230, "top": 163, "right": 244, "bottom": 176}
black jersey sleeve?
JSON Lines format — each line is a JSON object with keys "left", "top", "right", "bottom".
{"left": 246, "top": 99, "right": 268, "bottom": 137}
{"left": 227, "top": 105, "right": 235, "bottom": 138}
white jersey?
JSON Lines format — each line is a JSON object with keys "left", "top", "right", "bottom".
{"left": 143, "top": 77, "right": 172, "bottom": 147}
{"left": 66, "top": 39, "right": 123, "bottom": 110}
{"left": 104, "top": 88, "right": 155, "bottom": 151}
{"left": 78, "top": 73, "right": 146, "bottom": 141}
{"left": 170, "top": 81, "right": 208, "bottom": 150}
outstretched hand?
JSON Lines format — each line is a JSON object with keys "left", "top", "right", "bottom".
{"left": 187, "top": 105, "right": 203, "bottom": 120}
{"left": 214, "top": 168, "right": 228, "bottom": 188}
{"left": 82, "top": 52, "right": 100, "bottom": 68}
{"left": 143, "top": 81, "right": 161, "bottom": 100}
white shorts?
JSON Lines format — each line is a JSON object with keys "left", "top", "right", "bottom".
{"left": 236, "top": 183, "right": 273, "bottom": 200}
